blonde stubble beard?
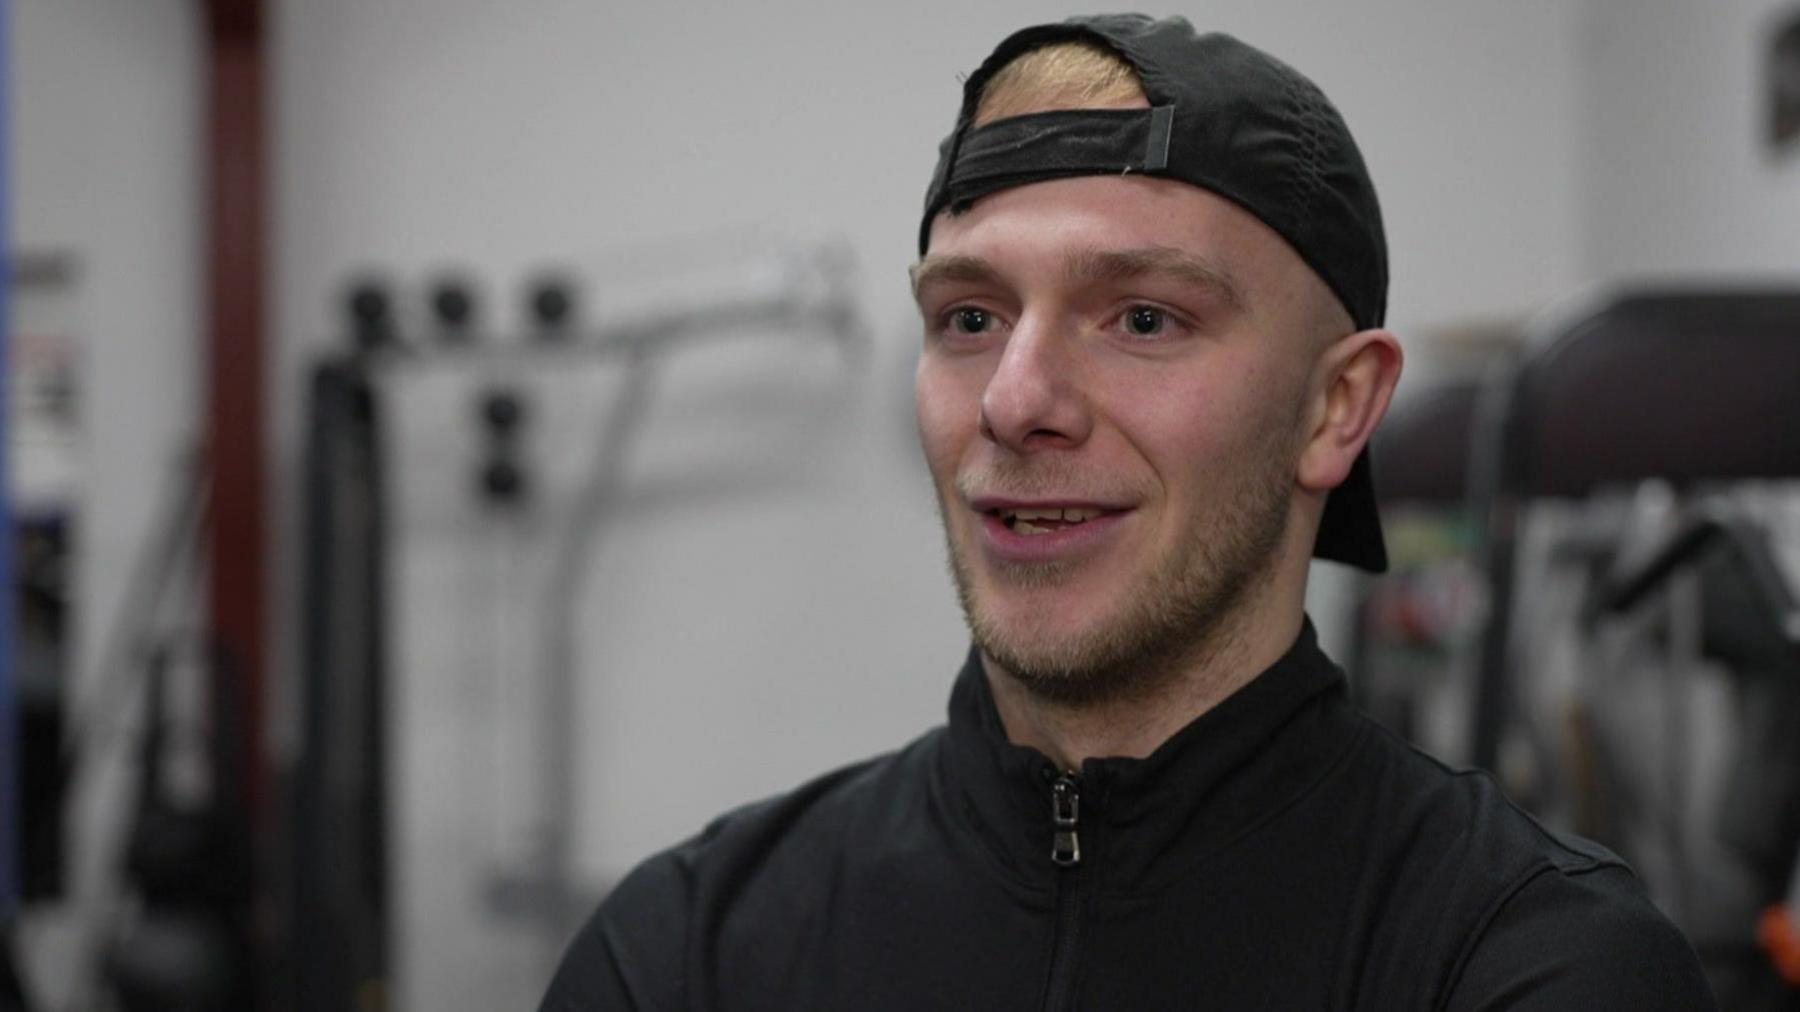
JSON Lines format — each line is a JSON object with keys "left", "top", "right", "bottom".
{"left": 938, "top": 431, "right": 1299, "bottom": 710}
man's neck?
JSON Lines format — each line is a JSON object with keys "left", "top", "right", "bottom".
{"left": 983, "top": 605, "right": 1306, "bottom": 773}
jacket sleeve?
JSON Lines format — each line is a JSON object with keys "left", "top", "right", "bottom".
{"left": 1442, "top": 864, "right": 1717, "bottom": 1011}
{"left": 539, "top": 851, "right": 691, "bottom": 1012}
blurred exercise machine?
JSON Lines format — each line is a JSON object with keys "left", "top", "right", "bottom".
{"left": 1354, "top": 374, "right": 1491, "bottom": 761}
{"left": 295, "top": 340, "right": 387, "bottom": 1010}
{"left": 292, "top": 246, "right": 866, "bottom": 1007}
{"left": 11, "top": 453, "right": 260, "bottom": 1011}
{"left": 1368, "top": 289, "right": 1800, "bottom": 1008}
{"left": 1354, "top": 289, "right": 1800, "bottom": 1008}
{"left": 1469, "top": 290, "right": 1800, "bottom": 772}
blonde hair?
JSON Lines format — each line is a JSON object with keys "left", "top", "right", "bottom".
{"left": 975, "top": 41, "right": 1146, "bottom": 125}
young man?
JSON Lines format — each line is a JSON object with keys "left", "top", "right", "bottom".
{"left": 543, "top": 15, "right": 1714, "bottom": 1010}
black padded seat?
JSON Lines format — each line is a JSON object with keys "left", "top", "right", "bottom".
{"left": 1501, "top": 290, "right": 1800, "bottom": 498}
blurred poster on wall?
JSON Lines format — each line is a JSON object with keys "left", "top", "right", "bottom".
{"left": 9, "top": 251, "right": 82, "bottom": 900}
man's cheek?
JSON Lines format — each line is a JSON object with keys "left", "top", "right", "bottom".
{"left": 915, "top": 373, "right": 979, "bottom": 460}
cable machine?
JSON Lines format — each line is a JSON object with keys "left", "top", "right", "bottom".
{"left": 292, "top": 245, "right": 866, "bottom": 1008}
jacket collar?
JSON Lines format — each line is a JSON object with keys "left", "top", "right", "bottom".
{"left": 941, "top": 618, "right": 1356, "bottom": 890}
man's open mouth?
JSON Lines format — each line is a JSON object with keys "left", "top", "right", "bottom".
{"left": 992, "top": 506, "right": 1104, "bottom": 535}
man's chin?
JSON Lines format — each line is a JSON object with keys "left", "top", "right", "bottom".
{"left": 978, "top": 639, "right": 1136, "bottom": 707}
{"left": 969, "top": 606, "right": 1138, "bottom": 696}
{"left": 947, "top": 541, "right": 1178, "bottom": 703}
{"left": 978, "top": 624, "right": 1093, "bottom": 675}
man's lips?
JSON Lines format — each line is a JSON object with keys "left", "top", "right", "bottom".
{"left": 965, "top": 496, "right": 1135, "bottom": 563}
{"left": 966, "top": 495, "right": 1135, "bottom": 514}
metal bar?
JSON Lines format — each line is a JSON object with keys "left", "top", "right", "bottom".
{"left": 361, "top": 295, "right": 860, "bottom": 373}
{"left": 533, "top": 347, "right": 659, "bottom": 965}
{"left": 0, "top": 0, "right": 17, "bottom": 918}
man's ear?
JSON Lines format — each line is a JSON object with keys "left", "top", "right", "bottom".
{"left": 1297, "top": 329, "right": 1403, "bottom": 493}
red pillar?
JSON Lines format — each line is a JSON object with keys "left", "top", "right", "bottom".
{"left": 203, "top": 0, "right": 267, "bottom": 820}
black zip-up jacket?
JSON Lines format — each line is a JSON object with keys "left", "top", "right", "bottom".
{"left": 543, "top": 623, "right": 1715, "bottom": 1010}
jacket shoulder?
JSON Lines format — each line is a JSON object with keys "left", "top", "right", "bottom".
{"left": 1347, "top": 710, "right": 1626, "bottom": 881}
{"left": 539, "top": 730, "right": 945, "bottom": 1010}
{"left": 1341, "top": 714, "right": 1712, "bottom": 1008}
{"left": 1441, "top": 861, "right": 1716, "bottom": 1010}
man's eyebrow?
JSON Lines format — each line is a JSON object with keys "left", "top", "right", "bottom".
{"left": 908, "top": 247, "right": 1246, "bottom": 310}
{"left": 909, "top": 254, "right": 1002, "bottom": 301}
{"left": 1064, "top": 246, "right": 1245, "bottom": 310}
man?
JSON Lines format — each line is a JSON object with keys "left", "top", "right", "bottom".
{"left": 544, "top": 14, "right": 1714, "bottom": 1010}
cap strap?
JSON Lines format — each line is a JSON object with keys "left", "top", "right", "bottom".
{"left": 924, "top": 105, "right": 1177, "bottom": 223}
{"left": 1144, "top": 104, "right": 1173, "bottom": 171}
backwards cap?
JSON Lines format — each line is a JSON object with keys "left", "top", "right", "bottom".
{"left": 920, "top": 13, "right": 1390, "bottom": 573}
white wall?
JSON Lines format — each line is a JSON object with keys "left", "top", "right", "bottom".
{"left": 11, "top": 0, "right": 200, "bottom": 1004}
{"left": 1576, "top": 0, "right": 1800, "bottom": 280}
{"left": 273, "top": 0, "right": 1586, "bottom": 364}
{"left": 271, "top": 2, "right": 1590, "bottom": 1007}
{"left": 13, "top": 0, "right": 201, "bottom": 725}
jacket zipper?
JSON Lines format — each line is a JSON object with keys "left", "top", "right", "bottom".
{"left": 1043, "top": 773, "right": 1085, "bottom": 1012}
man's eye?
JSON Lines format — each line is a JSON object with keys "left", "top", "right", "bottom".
{"left": 950, "top": 307, "right": 993, "bottom": 334}
{"left": 1124, "top": 305, "right": 1167, "bottom": 336}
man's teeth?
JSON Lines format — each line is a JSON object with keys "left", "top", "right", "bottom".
{"left": 999, "top": 506, "right": 1101, "bottom": 534}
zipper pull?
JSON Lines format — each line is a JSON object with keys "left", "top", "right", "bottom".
{"left": 1050, "top": 775, "right": 1081, "bottom": 867}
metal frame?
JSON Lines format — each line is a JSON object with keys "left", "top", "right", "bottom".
{"left": 1, "top": 0, "right": 16, "bottom": 922}
{"left": 1468, "top": 286, "right": 1800, "bottom": 771}
{"left": 296, "top": 263, "right": 866, "bottom": 992}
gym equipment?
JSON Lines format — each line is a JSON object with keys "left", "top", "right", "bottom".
{"left": 1, "top": 0, "right": 16, "bottom": 929}
{"left": 1587, "top": 515, "right": 1800, "bottom": 879}
{"left": 1575, "top": 504, "right": 1800, "bottom": 1009}
{"left": 1771, "top": 8, "right": 1800, "bottom": 150}
{"left": 2, "top": 923, "right": 25, "bottom": 1012}
{"left": 1466, "top": 288, "right": 1800, "bottom": 1006}
{"left": 476, "top": 388, "right": 531, "bottom": 507}
{"left": 294, "top": 340, "right": 389, "bottom": 1011}
{"left": 430, "top": 275, "right": 478, "bottom": 346}
{"left": 1470, "top": 288, "right": 1800, "bottom": 771}
{"left": 1371, "top": 377, "right": 1484, "bottom": 508}
{"left": 14, "top": 448, "right": 260, "bottom": 1008}
{"left": 346, "top": 278, "right": 400, "bottom": 355}
{"left": 293, "top": 243, "right": 867, "bottom": 1005}
{"left": 526, "top": 275, "right": 577, "bottom": 343}
{"left": 103, "top": 645, "right": 253, "bottom": 1010}
{"left": 1352, "top": 376, "right": 1490, "bottom": 757}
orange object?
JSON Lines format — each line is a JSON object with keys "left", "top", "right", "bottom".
{"left": 1757, "top": 905, "right": 1800, "bottom": 986}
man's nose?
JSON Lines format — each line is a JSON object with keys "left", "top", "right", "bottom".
{"left": 978, "top": 323, "right": 1092, "bottom": 452}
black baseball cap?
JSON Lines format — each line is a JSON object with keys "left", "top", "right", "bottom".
{"left": 920, "top": 13, "right": 1390, "bottom": 573}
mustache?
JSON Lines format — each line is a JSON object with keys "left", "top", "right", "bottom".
{"left": 954, "top": 457, "right": 1148, "bottom": 504}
